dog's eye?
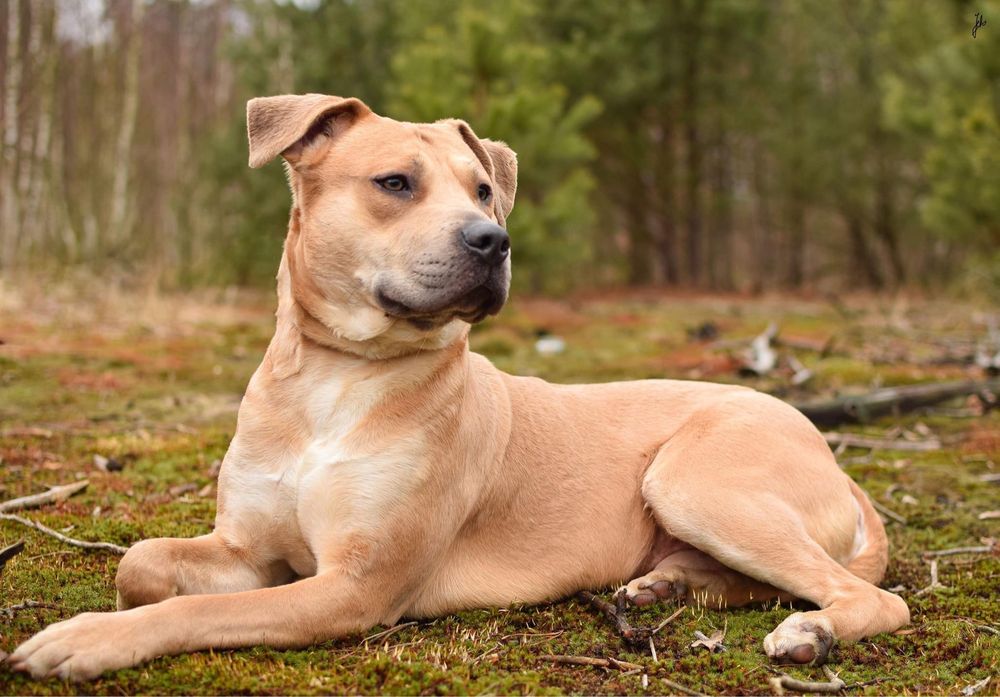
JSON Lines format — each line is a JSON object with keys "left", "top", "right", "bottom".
{"left": 376, "top": 175, "right": 410, "bottom": 193}
{"left": 478, "top": 183, "right": 492, "bottom": 203}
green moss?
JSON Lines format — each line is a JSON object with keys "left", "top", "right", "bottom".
{"left": 2, "top": 293, "right": 998, "bottom": 694}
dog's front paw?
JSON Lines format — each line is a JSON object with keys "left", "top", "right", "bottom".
{"left": 763, "top": 612, "right": 835, "bottom": 665}
{"left": 8, "top": 611, "right": 149, "bottom": 681}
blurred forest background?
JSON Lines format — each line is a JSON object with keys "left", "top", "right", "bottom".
{"left": 0, "top": 0, "right": 997, "bottom": 296}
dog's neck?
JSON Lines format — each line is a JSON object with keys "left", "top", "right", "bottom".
{"left": 267, "top": 217, "right": 468, "bottom": 375}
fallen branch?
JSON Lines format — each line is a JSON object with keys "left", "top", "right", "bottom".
{"left": 0, "top": 539, "right": 25, "bottom": 573}
{"left": 792, "top": 379, "right": 1000, "bottom": 428}
{"left": 540, "top": 654, "right": 643, "bottom": 671}
{"left": 0, "top": 480, "right": 89, "bottom": 513}
{"left": 962, "top": 676, "right": 992, "bottom": 696}
{"left": 868, "top": 498, "right": 908, "bottom": 526}
{"left": 1, "top": 600, "right": 63, "bottom": 619}
{"left": 923, "top": 541, "right": 997, "bottom": 559}
{"left": 661, "top": 678, "right": 705, "bottom": 697}
{"left": 577, "top": 591, "right": 646, "bottom": 643}
{"left": 823, "top": 432, "right": 941, "bottom": 452}
{"left": 769, "top": 666, "right": 846, "bottom": 695}
{"left": 0, "top": 513, "right": 128, "bottom": 554}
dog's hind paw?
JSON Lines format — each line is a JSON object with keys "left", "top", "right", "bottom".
{"left": 764, "top": 612, "right": 836, "bottom": 665}
{"left": 618, "top": 573, "right": 687, "bottom": 607}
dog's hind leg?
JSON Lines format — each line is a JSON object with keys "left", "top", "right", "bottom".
{"left": 634, "top": 394, "right": 909, "bottom": 664}
{"left": 115, "top": 534, "right": 293, "bottom": 610}
{"left": 621, "top": 546, "right": 794, "bottom": 609}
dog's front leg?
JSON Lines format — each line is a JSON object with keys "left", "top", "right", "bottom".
{"left": 115, "top": 533, "right": 295, "bottom": 610}
{"left": 8, "top": 571, "right": 390, "bottom": 681}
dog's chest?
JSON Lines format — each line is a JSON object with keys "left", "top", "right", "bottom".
{"left": 218, "top": 365, "right": 428, "bottom": 572}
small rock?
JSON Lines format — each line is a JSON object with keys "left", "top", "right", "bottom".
{"left": 93, "top": 454, "right": 123, "bottom": 472}
{"left": 535, "top": 335, "right": 566, "bottom": 355}
{"left": 687, "top": 321, "right": 719, "bottom": 342}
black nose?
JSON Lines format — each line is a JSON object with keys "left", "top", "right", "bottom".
{"left": 461, "top": 221, "right": 510, "bottom": 266}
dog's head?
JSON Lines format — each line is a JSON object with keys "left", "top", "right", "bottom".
{"left": 248, "top": 94, "right": 517, "bottom": 356}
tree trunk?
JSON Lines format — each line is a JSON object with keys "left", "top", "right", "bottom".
{"left": 682, "top": 2, "right": 704, "bottom": 286}
{"left": 845, "top": 211, "right": 884, "bottom": 289}
{"left": 651, "top": 114, "right": 679, "bottom": 285}
{"left": 874, "top": 157, "right": 905, "bottom": 286}
{"left": 108, "top": 0, "right": 143, "bottom": 250}
{"left": 785, "top": 192, "right": 806, "bottom": 288}
{"left": 751, "top": 143, "right": 773, "bottom": 293}
{"left": 626, "top": 171, "right": 654, "bottom": 285}
{"left": 1, "top": 0, "right": 22, "bottom": 268}
{"left": 709, "top": 125, "right": 733, "bottom": 290}
{"left": 25, "top": 2, "right": 56, "bottom": 260}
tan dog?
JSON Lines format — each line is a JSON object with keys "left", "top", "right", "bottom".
{"left": 9, "top": 94, "right": 909, "bottom": 681}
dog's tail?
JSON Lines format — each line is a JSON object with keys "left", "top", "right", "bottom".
{"left": 844, "top": 478, "right": 890, "bottom": 585}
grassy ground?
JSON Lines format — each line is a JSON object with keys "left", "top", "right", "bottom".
{"left": 0, "top": 286, "right": 997, "bottom": 695}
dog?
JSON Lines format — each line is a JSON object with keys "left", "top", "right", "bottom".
{"left": 8, "top": 94, "right": 910, "bottom": 681}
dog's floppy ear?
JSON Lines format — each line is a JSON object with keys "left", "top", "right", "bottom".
{"left": 247, "top": 93, "right": 371, "bottom": 169}
{"left": 479, "top": 138, "right": 517, "bottom": 226}
{"left": 449, "top": 120, "right": 518, "bottom": 227}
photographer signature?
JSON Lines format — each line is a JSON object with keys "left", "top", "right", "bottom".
{"left": 973, "top": 11, "right": 986, "bottom": 38}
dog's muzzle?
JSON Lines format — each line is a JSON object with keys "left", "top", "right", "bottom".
{"left": 374, "top": 222, "right": 512, "bottom": 328}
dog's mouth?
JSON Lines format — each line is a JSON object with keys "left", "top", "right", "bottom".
{"left": 375, "top": 281, "right": 506, "bottom": 329}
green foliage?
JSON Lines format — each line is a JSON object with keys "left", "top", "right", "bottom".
{"left": 148, "top": 0, "right": 1000, "bottom": 293}
{"left": 884, "top": 0, "right": 1000, "bottom": 250}
{"left": 385, "top": 0, "right": 601, "bottom": 294}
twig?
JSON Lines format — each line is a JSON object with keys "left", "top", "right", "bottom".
{"left": 1, "top": 600, "right": 64, "bottom": 619}
{"left": 0, "top": 513, "right": 128, "bottom": 554}
{"left": 923, "top": 542, "right": 997, "bottom": 558}
{"left": 962, "top": 676, "right": 991, "bottom": 696}
{"left": 915, "top": 559, "right": 947, "bottom": 596}
{"left": 363, "top": 620, "right": 417, "bottom": 643}
{"left": 769, "top": 666, "right": 846, "bottom": 695}
{"left": 0, "top": 480, "right": 89, "bottom": 513}
{"left": 577, "top": 591, "right": 643, "bottom": 643}
{"left": 823, "top": 432, "right": 941, "bottom": 452}
{"left": 653, "top": 606, "right": 686, "bottom": 634}
{"left": 842, "top": 677, "right": 886, "bottom": 690}
{"left": 540, "top": 654, "right": 643, "bottom": 671}
{"left": 868, "top": 498, "right": 908, "bottom": 525}
{"left": 0, "top": 539, "right": 25, "bottom": 572}
{"left": 661, "top": 678, "right": 705, "bottom": 697}
{"left": 649, "top": 636, "right": 657, "bottom": 663}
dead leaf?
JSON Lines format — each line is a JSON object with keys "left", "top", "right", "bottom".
{"left": 168, "top": 483, "right": 198, "bottom": 497}
{"left": 690, "top": 628, "right": 727, "bottom": 653}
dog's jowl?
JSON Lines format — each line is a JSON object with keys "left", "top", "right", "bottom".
{"left": 9, "top": 94, "right": 909, "bottom": 681}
